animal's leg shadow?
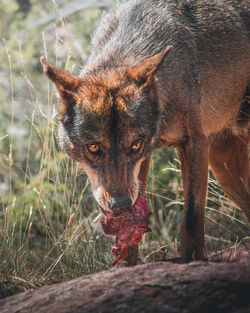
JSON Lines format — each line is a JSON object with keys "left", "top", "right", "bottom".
{"left": 122, "top": 155, "right": 152, "bottom": 266}
{"left": 179, "top": 137, "right": 209, "bottom": 262}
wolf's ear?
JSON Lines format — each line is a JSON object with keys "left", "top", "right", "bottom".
{"left": 127, "top": 46, "right": 171, "bottom": 87}
{"left": 40, "top": 57, "right": 82, "bottom": 119}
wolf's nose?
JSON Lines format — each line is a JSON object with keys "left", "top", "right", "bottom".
{"left": 109, "top": 196, "right": 132, "bottom": 210}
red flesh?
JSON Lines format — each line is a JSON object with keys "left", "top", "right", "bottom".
{"left": 101, "top": 198, "right": 151, "bottom": 266}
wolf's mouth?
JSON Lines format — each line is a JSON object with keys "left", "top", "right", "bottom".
{"left": 99, "top": 204, "right": 130, "bottom": 217}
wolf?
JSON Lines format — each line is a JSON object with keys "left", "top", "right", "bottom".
{"left": 41, "top": 0, "right": 250, "bottom": 262}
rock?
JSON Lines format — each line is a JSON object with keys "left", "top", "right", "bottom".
{"left": 0, "top": 262, "right": 249, "bottom": 313}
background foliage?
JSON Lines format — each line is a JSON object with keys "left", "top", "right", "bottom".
{"left": 0, "top": 0, "right": 249, "bottom": 298}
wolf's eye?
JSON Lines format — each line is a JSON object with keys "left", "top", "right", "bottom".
{"left": 130, "top": 140, "right": 142, "bottom": 153}
{"left": 87, "top": 144, "right": 100, "bottom": 154}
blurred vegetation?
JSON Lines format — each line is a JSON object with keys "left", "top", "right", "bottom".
{"left": 0, "top": 0, "right": 249, "bottom": 299}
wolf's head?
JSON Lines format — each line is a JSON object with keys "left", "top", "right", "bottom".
{"left": 41, "top": 47, "right": 170, "bottom": 214}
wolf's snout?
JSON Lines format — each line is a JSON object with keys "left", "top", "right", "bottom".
{"left": 109, "top": 196, "right": 132, "bottom": 211}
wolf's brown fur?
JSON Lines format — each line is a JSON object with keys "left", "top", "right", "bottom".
{"left": 41, "top": 0, "right": 250, "bottom": 262}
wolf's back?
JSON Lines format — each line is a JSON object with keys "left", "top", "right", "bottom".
{"left": 87, "top": 0, "right": 250, "bottom": 70}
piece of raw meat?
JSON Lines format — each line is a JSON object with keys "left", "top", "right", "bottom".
{"left": 101, "top": 198, "right": 151, "bottom": 266}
